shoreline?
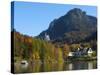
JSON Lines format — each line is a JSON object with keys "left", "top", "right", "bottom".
{"left": 66, "top": 56, "right": 97, "bottom": 62}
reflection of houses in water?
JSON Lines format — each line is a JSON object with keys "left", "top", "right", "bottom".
{"left": 68, "top": 47, "right": 93, "bottom": 57}
{"left": 88, "top": 62, "right": 93, "bottom": 69}
{"left": 68, "top": 63, "right": 73, "bottom": 70}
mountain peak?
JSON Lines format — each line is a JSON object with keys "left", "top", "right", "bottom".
{"left": 66, "top": 8, "right": 86, "bottom": 18}
{"left": 38, "top": 8, "right": 97, "bottom": 43}
{"left": 68, "top": 8, "right": 83, "bottom": 13}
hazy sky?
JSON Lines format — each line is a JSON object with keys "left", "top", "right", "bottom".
{"left": 13, "top": 1, "right": 97, "bottom": 36}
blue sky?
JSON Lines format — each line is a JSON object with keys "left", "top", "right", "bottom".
{"left": 13, "top": 1, "right": 97, "bottom": 36}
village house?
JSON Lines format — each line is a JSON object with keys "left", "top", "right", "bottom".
{"left": 68, "top": 52, "right": 74, "bottom": 57}
{"left": 88, "top": 48, "right": 93, "bottom": 57}
{"left": 68, "top": 47, "right": 93, "bottom": 57}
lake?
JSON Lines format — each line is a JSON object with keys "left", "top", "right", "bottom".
{"left": 14, "top": 60, "right": 97, "bottom": 73}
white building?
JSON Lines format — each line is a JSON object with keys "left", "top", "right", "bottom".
{"left": 45, "top": 33, "right": 50, "bottom": 41}
{"left": 77, "top": 48, "right": 80, "bottom": 51}
{"left": 88, "top": 48, "right": 93, "bottom": 57}
{"left": 68, "top": 52, "right": 74, "bottom": 57}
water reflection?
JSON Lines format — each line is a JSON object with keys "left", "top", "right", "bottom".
{"left": 68, "top": 63, "right": 73, "bottom": 70}
{"left": 72, "top": 61, "right": 88, "bottom": 70}
{"left": 14, "top": 60, "right": 97, "bottom": 73}
{"left": 88, "top": 62, "right": 93, "bottom": 69}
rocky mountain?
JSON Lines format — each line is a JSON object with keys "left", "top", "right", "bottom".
{"left": 38, "top": 8, "right": 97, "bottom": 43}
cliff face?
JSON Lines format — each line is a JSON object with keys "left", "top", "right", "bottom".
{"left": 38, "top": 8, "right": 97, "bottom": 43}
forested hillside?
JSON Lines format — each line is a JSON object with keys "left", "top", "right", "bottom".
{"left": 12, "top": 30, "right": 65, "bottom": 63}
{"left": 12, "top": 30, "right": 97, "bottom": 63}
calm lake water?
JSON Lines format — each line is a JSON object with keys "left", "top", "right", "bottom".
{"left": 14, "top": 60, "right": 97, "bottom": 73}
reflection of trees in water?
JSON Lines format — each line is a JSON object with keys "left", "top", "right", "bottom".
{"left": 57, "top": 62, "right": 64, "bottom": 71}
{"left": 27, "top": 62, "right": 41, "bottom": 73}
{"left": 93, "top": 61, "right": 97, "bottom": 68}
{"left": 68, "top": 63, "right": 73, "bottom": 70}
{"left": 42, "top": 62, "right": 64, "bottom": 72}
{"left": 43, "top": 62, "right": 53, "bottom": 72}
{"left": 88, "top": 62, "right": 93, "bottom": 69}
{"left": 14, "top": 60, "right": 97, "bottom": 73}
